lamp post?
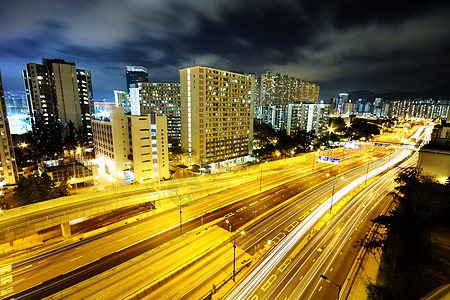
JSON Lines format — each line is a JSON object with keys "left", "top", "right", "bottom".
{"left": 320, "top": 274, "right": 341, "bottom": 299}
{"left": 260, "top": 159, "right": 263, "bottom": 191}
{"left": 175, "top": 193, "right": 183, "bottom": 235}
{"left": 365, "top": 157, "right": 375, "bottom": 184}
{"left": 330, "top": 175, "right": 336, "bottom": 213}
{"left": 226, "top": 219, "right": 244, "bottom": 282}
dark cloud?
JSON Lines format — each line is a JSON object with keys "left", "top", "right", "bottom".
{"left": 1, "top": 0, "right": 449, "bottom": 100}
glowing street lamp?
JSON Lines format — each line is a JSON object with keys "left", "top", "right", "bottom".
{"left": 328, "top": 127, "right": 334, "bottom": 139}
{"left": 320, "top": 274, "right": 341, "bottom": 299}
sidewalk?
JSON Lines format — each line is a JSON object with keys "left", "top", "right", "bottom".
{"left": 347, "top": 248, "right": 381, "bottom": 299}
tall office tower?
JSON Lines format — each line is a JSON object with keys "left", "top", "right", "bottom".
{"left": 129, "top": 82, "right": 181, "bottom": 142}
{"left": 92, "top": 107, "right": 169, "bottom": 182}
{"left": 336, "top": 93, "right": 349, "bottom": 113}
{"left": 0, "top": 72, "right": 19, "bottom": 185}
{"left": 114, "top": 90, "right": 131, "bottom": 114}
{"left": 179, "top": 66, "right": 254, "bottom": 167}
{"left": 285, "top": 103, "right": 330, "bottom": 138}
{"left": 257, "top": 72, "right": 320, "bottom": 107}
{"left": 126, "top": 66, "right": 149, "bottom": 91}
{"left": 23, "top": 58, "right": 94, "bottom": 142}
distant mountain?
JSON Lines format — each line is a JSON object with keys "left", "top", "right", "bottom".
{"left": 348, "top": 82, "right": 450, "bottom": 101}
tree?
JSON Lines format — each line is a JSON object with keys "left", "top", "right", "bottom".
{"left": 329, "top": 117, "right": 346, "bottom": 133}
{"left": 348, "top": 118, "right": 380, "bottom": 139}
{"left": 13, "top": 174, "right": 70, "bottom": 206}
{"left": 366, "top": 283, "right": 394, "bottom": 300}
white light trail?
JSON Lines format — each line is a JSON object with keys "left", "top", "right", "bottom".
{"left": 226, "top": 149, "right": 411, "bottom": 299}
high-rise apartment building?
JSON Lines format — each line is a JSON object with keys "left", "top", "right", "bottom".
{"left": 256, "top": 72, "right": 319, "bottom": 107}
{"left": 129, "top": 82, "right": 181, "bottom": 142}
{"left": 0, "top": 72, "right": 19, "bottom": 185}
{"left": 114, "top": 90, "right": 131, "bottom": 114}
{"left": 261, "top": 105, "right": 288, "bottom": 132}
{"left": 23, "top": 58, "right": 94, "bottom": 142}
{"left": 268, "top": 102, "right": 331, "bottom": 137}
{"left": 390, "top": 99, "right": 449, "bottom": 120}
{"left": 92, "top": 107, "right": 169, "bottom": 182}
{"left": 126, "top": 66, "right": 149, "bottom": 91}
{"left": 179, "top": 66, "right": 254, "bottom": 167}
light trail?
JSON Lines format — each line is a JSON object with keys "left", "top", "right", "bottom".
{"left": 225, "top": 149, "right": 411, "bottom": 299}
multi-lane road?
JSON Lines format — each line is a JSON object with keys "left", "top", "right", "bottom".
{"left": 0, "top": 127, "right": 431, "bottom": 299}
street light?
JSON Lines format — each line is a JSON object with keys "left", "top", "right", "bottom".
{"left": 226, "top": 219, "right": 244, "bottom": 282}
{"left": 71, "top": 177, "right": 78, "bottom": 194}
{"left": 365, "top": 157, "right": 376, "bottom": 184}
{"left": 330, "top": 175, "right": 336, "bottom": 213}
{"left": 175, "top": 193, "right": 186, "bottom": 235}
{"left": 320, "top": 274, "right": 341, "bottom": 299}
{"left": 328, "top": 126, "right": 334, "bottom": 140}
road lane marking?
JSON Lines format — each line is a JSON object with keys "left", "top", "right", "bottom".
{"left": 261, "top": 274, "right": 277, "bottom": 291}
{"left": 272, "top": 232, "right": 286, "bottom": 245}
{"left": 236, "top": 206, "right": 247, "bottom": 212}
{"left": 299, "top": 212, "right": 310, "bottom": 221}
{"left": 0, "top": 265, "right": 11, "bottom": 275}
{"left": 278, "top": 258, "right": 291, "bottom": 272}
{"left": 310, "top": 204, "right": 319, "bottom": 211}
{"left": 119, "top": 237, "right": 129, "bottom": 242}
{"left": 249, "top": 201, "right": 258, "bottom": 206}
{"left": 1, "top": 286, "right": 13, "bottom": 296}
{"left": 285, "top": 221, "right": 298, "bottom": 232}
{"left": 1, "top": 274, "right": 13, "bottom": 286}
{"left": 261, "top": 196, "right": 270, "bottom": 200}
{"left": 70, "top": 256, "right": 83, "bottom": 261}
{"left": 224, "top": 212, "right": 234, "bottom": 219}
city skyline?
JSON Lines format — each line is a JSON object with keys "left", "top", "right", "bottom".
{"left": 1, "top": 0, "right": 450, "bottom": 101}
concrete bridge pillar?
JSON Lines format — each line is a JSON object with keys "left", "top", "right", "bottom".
{"left": 61, "top": 222, "right": 71, "bottom": 237}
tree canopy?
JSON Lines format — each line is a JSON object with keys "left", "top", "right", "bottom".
{"left": 13, "top": 174, "right": 71, "bottom": 206}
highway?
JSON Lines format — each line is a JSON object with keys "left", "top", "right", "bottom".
{"left": 42, "top": 148, "right": 400, "bottom": 299}
{"left": 1, "top": 146, "right": 389, "bottom": 299}
{"left": 6, "top": 122, "right": 436, "bottom": 300}
{"left": 224, "top": 126, "right": 431, "bottom": 300}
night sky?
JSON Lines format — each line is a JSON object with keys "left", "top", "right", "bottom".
{"left": 1, "top": 0, "right": 450, "bottom": 101}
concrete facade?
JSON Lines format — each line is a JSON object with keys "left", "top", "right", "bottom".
{"left": 179, "top": 66, "right": 254, "bottom": 167}
{"left": 129, "top": 82, "right": 181, "bottom": 142}
{"left": 92, "top": 107, "right": 169, "bottom": 182}
{"left": 0, "top": 72, "right": 19, "bottom": 185}
{"left": 23, "top": 58, "right": 94, "bottom": 142}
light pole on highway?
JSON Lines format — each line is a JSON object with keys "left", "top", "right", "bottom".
{"left": 320, "top": 274, "right": 341, "bottom": 299}
{"left": 260, "top": 159, "right": 263, "bottom": 191}
{"left": 365, "top": 157, "right": 376, "bottom": 184}
{"left": 331, "top": 175, "right": 336, "bottom": 213}
{"left": 226, "top": 219, "right": 244, "bottom": 282}
{"left": 175, "top": 193, "right": 184, "bottom": 235}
